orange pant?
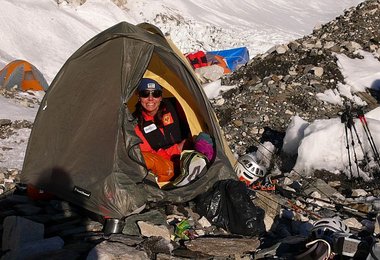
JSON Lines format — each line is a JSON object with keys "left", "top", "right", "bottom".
{"left": 142, "top": 152, "right": 175, "bottom": 182}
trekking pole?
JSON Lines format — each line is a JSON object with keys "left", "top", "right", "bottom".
{"left": 341, "top": 110, "right": 353, "bottom": 179}
{"left": 344, "top": 103, "right": 369, "bottom": 164}
{"left": 352, "top": 121, "right": 370, "bottom": 165}
{"left": 357, "top": 108, "right": 380, "bottom": 166}
{"left": 346, "top": 109, "right": 361, "bottom": 176}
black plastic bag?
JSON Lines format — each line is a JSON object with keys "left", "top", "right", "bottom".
{"left": 195, "top": 179, "right": 266, "bottom": 236}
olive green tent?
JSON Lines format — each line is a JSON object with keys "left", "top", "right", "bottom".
{"left": 21, "top": 21, "right": 236, "bottom": 219}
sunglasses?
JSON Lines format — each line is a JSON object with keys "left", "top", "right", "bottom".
{"left": 139, "top": 90, "right": 162, "bottom": 98}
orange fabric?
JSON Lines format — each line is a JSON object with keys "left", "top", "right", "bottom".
{"left": 211, "top": 55, "right": 231, "bottom": 74}
{"left": 162, "top": 113, "right": 174, "bottom": 126}
{"left": 134, "top": 112, "right": 181, "bottom": 160}
{"left": 142, "top": 152, "right": 175, "bottom": 182}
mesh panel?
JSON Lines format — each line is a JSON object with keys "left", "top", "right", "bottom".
{"left": 24, "top": 71, "right": 34, "bottom": 80}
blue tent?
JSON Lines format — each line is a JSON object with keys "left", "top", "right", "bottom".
{"left": 206, "top": 47, "right": 249, "bottom": 71}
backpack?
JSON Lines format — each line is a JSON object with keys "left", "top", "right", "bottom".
{"left": 186, "top": 51, "right": 208, "bottom": 69}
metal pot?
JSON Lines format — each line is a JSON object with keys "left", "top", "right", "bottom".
{"left": 103, "top": 218, "right": 125, "bottom": 235}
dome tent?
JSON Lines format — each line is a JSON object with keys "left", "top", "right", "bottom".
{"left": 21, "top": 22, "right": 237, "bottom": 220}
{"left": 0, "top": 60, "right": 48, "bottom": 91}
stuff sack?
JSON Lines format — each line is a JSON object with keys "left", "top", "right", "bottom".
{"left": 195, "top": 179, "right": 266, "bottom": 236}
{"left": 141, "top": 151, "right": 175, "bottom": 182}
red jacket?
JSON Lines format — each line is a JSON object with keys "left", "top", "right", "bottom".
{"left": 134, "top": 111, "right": 181, "bottom": 161}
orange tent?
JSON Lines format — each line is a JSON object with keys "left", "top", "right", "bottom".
{"left": 0, "top": 60, "right": 48, "bottom": 91}
{"left": 207, "top": 54, "right": 231, "bottom": 74}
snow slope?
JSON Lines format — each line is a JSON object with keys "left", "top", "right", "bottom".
{"left": 0, "top": 0, "right": 363, "bottom": 83}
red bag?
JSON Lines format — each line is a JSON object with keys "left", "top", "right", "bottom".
{"left": 186, "top": 51, "right": 208, "bottom": 69}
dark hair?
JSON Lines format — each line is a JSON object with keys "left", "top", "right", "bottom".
{"left": 133, "top": 101, "right": 166, "bottom": 130}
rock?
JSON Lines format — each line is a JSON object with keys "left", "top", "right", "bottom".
{"left": 142, "top": 236, "right": 174, "bottom": 256}
{"left": 0, "top": 119, "right": 12, "bottom": 127}
{"left": 288, "top": 41, "right": 300, "bottom": 51}
{"left": 313, "top": 67, "right": 324, "bottom": 77}
{"left": 328, "top": 181, "right": 341, "bottom": 187}
{"left": 351, "top": 188, "right": 368, "bottom": 197}
{"left": 324, "top": 41, "right": 336, "bottom": 49}
{"left": 137, "top": 221, "right": 171, "bottom": 241}
{"left": 195, "top": 65, "right": 224, "bottom": 82}
{"left": 185, "top": 237, "right": 260, "bottom": 257}
{"left": 233, "top": 120, "right": 243, "bottom": 127}
{"left": 276, "top": 44, "right": 288, "bottom": 54}
{"left": 303, "top": 179, "right": 340, "bottom": 200}
{"left": 343, "top": 217, "right": 363, "bottom": 230}
{"left": 106, "top": 233, "right": 144, "bottom": 246}
{"left": 123, "top": 209, "right": 167, "bottom": 236}
{"left": 346, "top": 202, "right": 372, "bottom": 214}
{"left": 342, "top": 41, "right": 362, "bottom": 52}
{"left": 197, "top": 216, "right": 211, "bottom": 228}
{"left": 372, "top": 199, "right": 380, "bottom": 211}
{"left": 215, "top": 97, "right": 225, "bottom": 106}
{"left": 87, "top": 240, "right": 148, "bottom": 260}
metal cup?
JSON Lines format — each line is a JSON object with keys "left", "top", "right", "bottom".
{"left": 103, "top": 218, "right": 125, "bottom": 235}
